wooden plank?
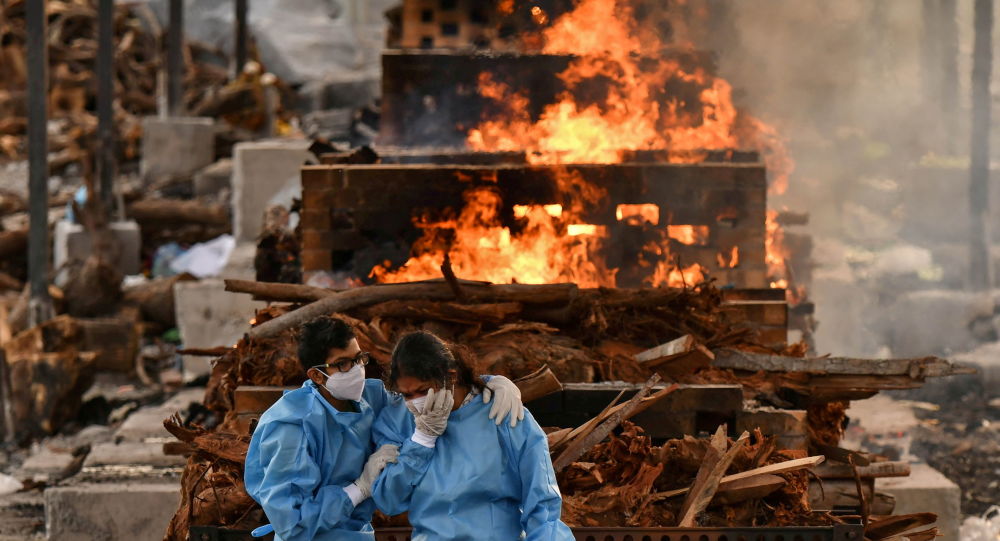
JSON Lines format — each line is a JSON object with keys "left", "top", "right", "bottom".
{"left": 678, "top": 429, "right": 749, "bottom": 526}
{"left": 713, "top": 348, "right": 974, "bottom": 378}
{"left": 816, "top": 461, "right": 911, "bottom": 479}
{"left": 551, "top": 375, "right": 663, "bottom": 472}
{"left": 651, "top": 455, "right": 826, "bottom": 500}
{"left": 714, "top": 474, "right": 786, "bottom": 505}
{"left": 865, "top": 513, "right": 938, "bottom": 540}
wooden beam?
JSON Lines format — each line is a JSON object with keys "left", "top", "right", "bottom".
{"left": 651, "top": 455, "right": 825, "bottom": 500}
{"left": 713, "top": 348, "right": 973, "bottom": 378}
{"left": 677, "top": 429, "right": 750, "bottom": 527}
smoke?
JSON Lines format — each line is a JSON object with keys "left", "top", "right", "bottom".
{"left": 703, "top": 1, "right": 991, "bottom": 357}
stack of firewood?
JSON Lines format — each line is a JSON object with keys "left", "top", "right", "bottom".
{"left": 159, "top": 278, "right": 965, "bottom": 539}
{"left": 0, "top": 0, "right": 289, "bottom": 169}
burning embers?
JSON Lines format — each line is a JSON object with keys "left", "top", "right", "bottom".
{"left": 368, "top": 165, "right": 752, "bottom": 289}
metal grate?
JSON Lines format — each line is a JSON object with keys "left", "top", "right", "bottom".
{"left": 192, "top": 524, "right": 864, "bottom": 541}
{"left": 374, "top": 525, "right": 864, "bottom": 541}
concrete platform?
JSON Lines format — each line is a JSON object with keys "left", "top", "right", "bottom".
{"left": 83, "top": 442, "right": 186, "bottom": 468}
{"left": 114, "top": 388, "right": 205, "bottom": 443}
{"left": 45, "top": 483, "right": 179, "bottom": 541}
{"left": 877, "top": 463, "right": 961, "bottom": 541}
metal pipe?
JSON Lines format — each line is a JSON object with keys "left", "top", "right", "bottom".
{"left": 97, "top": 0, "right": 116, "bottom": 211}
{"left": 234, "top": 0, "right": 248, "bottom": 78}
{"left": 26, "top": 0, "right": 51, "bottom": 323}
{"left": 969, "top": 0, "right": 994, "bottom": 290}
{"left": 167, "top": 0, "right": 184, "bottom": 116}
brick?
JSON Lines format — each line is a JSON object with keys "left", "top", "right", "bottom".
{"left": 302, "top": 187, "right": 335, "bottom": 210}
{"left": 300, "top": 209, "right": 332, "bottom": 230}
{"left": 300, "top": 249, "right": 332, "bottom": 271}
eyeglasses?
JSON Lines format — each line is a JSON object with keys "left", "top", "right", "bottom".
{"left": 313, "top": 351, "right": 370, "bottom": 374}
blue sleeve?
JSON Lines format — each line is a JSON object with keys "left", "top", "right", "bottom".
{"left": 245, "top": 422, "right": 355, "bottom": 540}
{"left": 510, "top": 410, "right": 575, "bottom": 541}
{"left": 370, "top": 400, "right": 434, "bottom": 516}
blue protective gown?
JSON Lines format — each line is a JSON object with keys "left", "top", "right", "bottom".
{"left": 244, "top": 378, "right": 390, "bottom": 541}
{"left": 371, "top": 393, "right": 574, "bottom": 541}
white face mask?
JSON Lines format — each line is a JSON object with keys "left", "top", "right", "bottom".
{"left": 319, "top": 362, "right": 365, "bottom": 402}
{"left": 406, "top": 395, "right": 428, "bottom": 413}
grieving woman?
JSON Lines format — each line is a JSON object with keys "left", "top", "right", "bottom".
{"left": 372, "top": 331, "right": 574, "bottom": 541}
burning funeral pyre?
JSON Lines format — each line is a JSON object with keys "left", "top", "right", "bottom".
{"left": 160, "top": 1, "right": 966, "bottom": 539}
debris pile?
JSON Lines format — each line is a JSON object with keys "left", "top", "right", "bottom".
{"left": 157, "top": 278, "right": 968, "bottom": 538}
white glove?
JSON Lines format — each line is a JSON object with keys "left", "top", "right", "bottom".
{"left": 407, "top": 388, "right": 454, "bottom": 440}
{"left": 351, "top": 444, "right": 399, "bottom": 500}
{"left": 483, "top": 375, "right": 525, "bottom": 428}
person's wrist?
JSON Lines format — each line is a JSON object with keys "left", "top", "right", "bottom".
{"left": 411, "top": 429, "right": 438, "bottom": 448}
{"left": 344, "top": 483, "right": 366, "bottom": 506}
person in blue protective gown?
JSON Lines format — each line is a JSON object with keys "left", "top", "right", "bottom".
{"left": 244, "top": 317, "right": 526, "bottom": 541}
{"left": 371, "top": 330, "right": 575, "bottom": 541}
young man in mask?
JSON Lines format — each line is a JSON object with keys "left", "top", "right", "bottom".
{"left": 244, "top": 316, "right": 524, "bottom": 540}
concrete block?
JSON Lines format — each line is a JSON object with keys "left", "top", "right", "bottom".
{"left": 231, "top": 140, "right": 313, "bottom": 242}
{"left": 193, "top": 158, "right": 232, "bottom": 196}
{"left": 174, "top": 279, "right": 264, "bottom": 380}
{"left": 83, "top": 442, "right": 186, "bottom": 468}
{"left": 53, "top": 220, "right": 141, "bottom": 276}
{"left": 115, "top": 388, "right": 206, "bottom": 443}
{"left": 877, "top": 464, "right": 961, "bottom": 541}
{"left": 140, "top": 116, "right": 215, "bottom": 180}
{"left": 45, "top": 483, "right": 180, "bottom": 541}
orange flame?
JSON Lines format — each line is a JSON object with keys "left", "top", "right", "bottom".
{"left": 667, "top": 225, "right": 710, "bottom": 246}
{"left": 765, "top": 210, "right": 788, "bottom": 288}
{"left": 616, "top": 204, "right": 660, "bottom": 226}
{"left": 370, "top": 182, "right": 616, "bottom": 287}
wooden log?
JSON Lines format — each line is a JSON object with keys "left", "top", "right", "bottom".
{"left": 712, "top": 474, "right": 786, "bottom": 505}
{"left": 636, "top": 334, "right": 715, "bottom": 378}
{"left": 551, "top": 374, "right": 663, "bottom": 472}
{"left": 249, "top": 281, "right": 578, "bottom": 340}
{"left": 865, "top": 513, "right": 938, "bottom": 540}
{"left": 713, "top": 348, "right": 974, "bottom": 378}
{"left": 224, "top": 278, "right": 332, "bottom": 303}
{"left": 650, "top": 455, "right": 826, "bottom": 500}
{"left": 0, "top": 271, "right": 23, "bottom": 292}
{"left": 514, "top": 365, "right": 562, "bottom": 403}
{"left": 678, "top": 429, "right": 750, "bottom": 527}
{"left": 123, "top": 273, "right": 197, "bottom": 328}
{"left": 362, "top": 300, "right": 523, "bottom": 325}
{"left": 0, "top": 229, "right": 27, "bottom": 258}
{"left": 128, "top": 199, "right": 229, "bottom": 225}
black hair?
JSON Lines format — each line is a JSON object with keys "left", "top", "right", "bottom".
{"left": 297, "top": 316, "right": 356, "bottom": 372}
{"left": 388, "top": 331, "right": 483, "bottom": 393}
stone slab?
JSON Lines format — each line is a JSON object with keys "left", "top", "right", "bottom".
{"left": 45, "top": 483, "right": 180, "bottom": 541}
{"left": 877, "top": 463, "right": 961, "bottom": 541}
{"left": 114, "top": 388, "right": 205, "bottom": 443}
{"left": 140, "top": 117, "right": 216, "bottom": 181}
{"left": 16, "top": 448, "right": 74, "bottom": 479}
{"left": 231, "top": 140, "right": 313, "bottom": 242}
{"left": 53, "top": 220, "right": 141, "bottom": 276}
{"left": 174, "top": 278, "right": 265, "bottom": 380}
{"left": 83, "top": 442, "right": 186, "bottom": 468}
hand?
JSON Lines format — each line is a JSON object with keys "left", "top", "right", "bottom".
{"left": 352, "top": 444, "right": 399, "bottom": 499}
{"left": 483, "top": 375, "right": 525, "bottom": 428}
{"left": 410, "top": 388, "right": 453, "bottom": 438}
